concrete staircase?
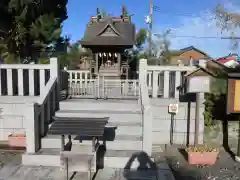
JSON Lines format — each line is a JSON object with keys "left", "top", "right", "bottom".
{"left": 23, "top": 99, "right": 146, "bottom": 169}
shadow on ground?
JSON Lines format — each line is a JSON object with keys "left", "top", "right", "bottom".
{"left": 166, "top": 156, "right": 203, "bottom": 180}
{"left": 178, "top": 148, "right": 188, "bottom": 162}
{"left": 123, "top": 151, "right": 158, "bottom": 180}
{"left": 222, "top": 119, "right": 236, "bottom": 160}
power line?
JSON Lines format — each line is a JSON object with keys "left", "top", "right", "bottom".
{"left": 154, "top": 33, "right": 240, "bottom": 40}
{"left": 152, "top": 5, "right": 240, "bottom": 40}
{"left": 168, "top": 35, "right": 229, "bottom": 39}
{"left": 153, "top": 5, "right": 203, "bottom": 18}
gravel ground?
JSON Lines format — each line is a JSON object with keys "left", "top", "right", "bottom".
{"left": 155, "top": 146, "right": 240, "bottom": 180}
{"left": 0, "top": 151, "right": 22, "bottom": 168}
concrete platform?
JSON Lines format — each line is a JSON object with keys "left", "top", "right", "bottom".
{"left": 55, "top": 109, "right": 142, "bottom": 125}
{"left": 59, "top": 99, "right": 141, "bottom": 112}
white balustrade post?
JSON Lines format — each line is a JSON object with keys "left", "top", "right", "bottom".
{"left": 50, "top": 57, "right": 59, "bottom": 81}
{"left": 39, "top": 69, "right": 45, "bottom": 96}
{"left": 117, "top": 53, "right": 121, "bottom": 76}
{"left": 139, "top": 58, "right": 152, "bottom": 156}
{"left": 50, "top": 57, "right": 60, "bottom": 109}
{"left": 138, "top": 59, "right": 147, "bottom": 104}
{"left": 152, "top": 71, "right": 158, "bottom": 98}
{"left": 95, "top": 53, "right": 98, "bottom": 74}
{"left": 175, "top": 71, "right": 181, "bottom": 98}
{"left": 163, "top": 71, "right": 170, "bottom": 98}
{"left": 17, "top": 69, "right": 24, "bottom": 95}
{"left": 25, "top": 103, "right": 38, "bottom": 153}
{"left": 7, "top": 69, "right": 13, "bottom": 95}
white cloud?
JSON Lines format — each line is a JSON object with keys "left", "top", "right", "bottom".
{"left": 155, "top": 1, "right": 240, "bottom": 58}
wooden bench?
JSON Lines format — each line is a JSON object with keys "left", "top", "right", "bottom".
{"left": 48, "top": 117, "right": 109, "bottom": 179}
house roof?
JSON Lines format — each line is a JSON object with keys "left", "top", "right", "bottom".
{"left": 216, "top": 54, "right": 240, "bottom": 68}
{"left": 180, "top": 46, "right": 208, "bottom": 56}
{"left": 169, "top": 46, "right": 211, "bottom": 58}
{"left": 217, "top": 54, "right": 238, "bottom": 62}
{"left": 186, "top": 58, "right": 240, "bottom": 79}
{"left": 217, "top": 58, "right": 234, "bottom": 64}
{"left": 185, "top": 66, "right": 217, "bottom": 77}
{"left": 79, "top": 17, "right": 135, "bottom": 47}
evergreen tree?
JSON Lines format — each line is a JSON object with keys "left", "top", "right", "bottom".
{"left": 0, "top": 0, "right": 68, "bottom": 63}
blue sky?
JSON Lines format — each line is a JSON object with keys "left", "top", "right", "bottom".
{"left": 63, "top": 0, "right": 240, "bottom": 58}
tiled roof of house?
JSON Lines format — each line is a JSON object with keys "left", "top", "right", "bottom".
{"left": 216, "top": 54, "right": 238, "bottom": 63}
{"left": 168, "top": 46, "right": 211, "bottom": 58}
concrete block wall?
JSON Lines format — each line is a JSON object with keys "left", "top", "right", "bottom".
{"left": 0, "top": 103, "right": 27, "bottom": 140}
{"left": 151, "top": 97, "right": 205, "bottom": 145}
{"left": 0, "top": 99, "right": 42, "bottom": 153}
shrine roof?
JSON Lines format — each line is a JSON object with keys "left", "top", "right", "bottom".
{"left": 79, "top": 17, "right": 135, "bottom": 47}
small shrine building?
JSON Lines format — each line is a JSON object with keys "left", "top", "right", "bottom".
{"left": 78, "top": 7, "right": 136, "bottom": 79}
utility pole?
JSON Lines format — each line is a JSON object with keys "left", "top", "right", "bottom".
{"left": 148, "top": 0, "right": 153, "bottom": 57}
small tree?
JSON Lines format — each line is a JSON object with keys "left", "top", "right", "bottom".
{"left": 126, "top": 28, "right": 148, "bottom": 71}
{"left": 0, "top": 0, "right": 68, "bottom": 63}
{"left": 202, "top": 4, "right": 240, "bottom": 126}
{"left": 215, "top": 4, "right": 240, "bottom": 49}
{"left": 152, "top": 29, "right": 171, "bottom": 65}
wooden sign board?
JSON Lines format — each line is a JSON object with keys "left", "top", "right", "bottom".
{"left": 187, "top": 76, "right": 210, "bottom": 93}
{"left": 227, "top": 79, "right": 240, "bottom": 114}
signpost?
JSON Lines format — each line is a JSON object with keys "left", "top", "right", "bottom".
{"left": 186, "top": 75, "right": 210, "bottom": 145}
{"left": 187, "top": 76, "right": 210, "bottom": 93}
{"left": 168, "top": 104, "right": 179, "bottom": 145}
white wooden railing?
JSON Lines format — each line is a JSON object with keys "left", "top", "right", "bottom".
{"left": 24, "top": 58, "right": 59, "bottom": 153}
{"left": 64, "top": 65, "right": 195, "bottom": 100}
{"left": 0, "top": 58, "right": 60, "bottom": 153}
{"left": 146, "top": 65, "right": 196, "bottom": 98}
{"left": 0, "top": 58, "right": 58, "bottom": 96}
{"left": 66, "top": 70, "right": 139, "bottom": 99}
{"left": 67, "top": 70, "right": 92, "bottom": 83}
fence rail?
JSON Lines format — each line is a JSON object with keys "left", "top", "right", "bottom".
{"left": 69, "top": 78, "right": 139, "bottom": 99}
{"left": 0, "top": 59, "right": 59, "bottom": 96}
{"left": 0, "top": 65, "right": 51, "bottom": 96}
{"left": 146, "top": 66, "right": 196, "bottom": 98}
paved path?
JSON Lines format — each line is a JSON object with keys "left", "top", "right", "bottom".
{"left": 0, "top": 165, "right": 175, "bottom": 180}
{"left": 0, "top": 151, "right": 175, "bottom": 180}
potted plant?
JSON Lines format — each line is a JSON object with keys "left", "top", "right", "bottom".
{"left": 185, "top": 146, "right": 219, "bottom": 165}
{"left": 8, "top": 133, "right": 26, "bottom": 147}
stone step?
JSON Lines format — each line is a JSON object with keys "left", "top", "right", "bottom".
{"left": 41, "top": 135, "right": 142, "bottom": 150}
{"left": 55, "top": 109, "right": 142, "bottom": 124}
{"left": 59, "top": 99, "right": 141, "bottom": 112}
{"left": 51, "top": 122, "right": 141, "bottom": 137}
{"left": 54, "top": 112, "right": 142, "bottom": 136}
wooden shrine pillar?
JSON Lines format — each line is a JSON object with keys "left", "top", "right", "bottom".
{"left": 117, "top": 53, "right": 121, "bottom": 76}
{"left": 95, "top": 53, "right": 99, "bottom": 74}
